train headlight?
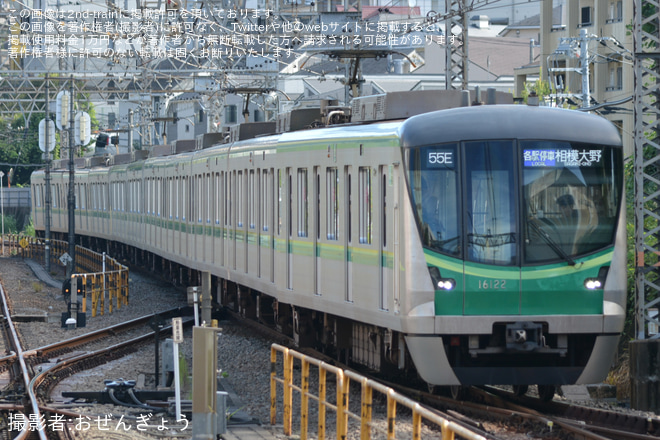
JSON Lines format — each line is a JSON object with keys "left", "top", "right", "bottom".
{"left": 584, "top": 278, "right": 602, "bottom": 290}
{"left": 438, "top": 279, "right": 456, "bottom": 290}
{"left": 428, "top": 266, "right": 456, "bottom": 291}
{"left": 584, "top": 266, "right": 609, "bottom": 290}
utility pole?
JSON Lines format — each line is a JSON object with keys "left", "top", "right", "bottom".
{"left": 578, "top": 29, "right": 590, "bottom": 108}
{"left": 44, "top": 75, "right": 51, "bottom": 273}
{"left": 445, "top": 0, "right": 469, "bottom": 90}
{"left": 547, "top": 29, "right": 616, "bottom": 109}
{"left": 67, "top": 75, "right": 75, "bottom": 277}
{"left": 128, "top": 109, "right": 134, "bottom": 155}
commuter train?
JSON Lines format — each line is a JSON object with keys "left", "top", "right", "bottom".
{"left": 31, "top": 91, "right": 626, "bottom": 399}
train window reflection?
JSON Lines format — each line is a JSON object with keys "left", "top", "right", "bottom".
{"left": 522, "top": 142, "right": 622, "bottom": 264}
{"left": 409, "top": 143, "right": 460, "bottom": 257}
{"left": 465, "top": 141, "right": 517, "bottom": 266}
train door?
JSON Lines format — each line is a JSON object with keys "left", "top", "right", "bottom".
{"left": 314, "top": 167, "right": 320, "bottom": 295}
{"left": 259, "top": 169, "right": 270, "bottom": 280}
{"left": 248, "top": 169, "right": 258, "bottom": 277}
{"left": 175, "top": 177, "right": 181, "bottom": 256}
{"left": 197, "top": 174, "right": 206, "bottom": 262}
{"left": 183, "top": 176, "right": 189, "bottom": 259}
{"left": 230, "top": 171, "right": 237, "bottom": 270}
{"left": 256, "top": 169, "right": 261, "bottom": 278}
{"left": 462, "top": 141, "right": 520, "bottom": 315}
{"left": 287, "top": 168, "right": 293, "bottom": 289}
{"left": 270, "top": 169, "right": 275, "bottom": 283}
{"left": 236, "top": 170, "right": 247, "bottom": 273}
{"left": 206, "top": 172, "right": 214, "bottom": 263}
{"left": 379, "top": 166, "right": 393, "bottom": 311}
{"left": 147, "top": 177, "right": 154, "bottom": 247}
{"left": 345, "top": 166, "right": 353, "bottom": 302}
{"left": 218, "top": 172, "right": 225, "bottom": 267}
{"left": 166, "top": 177, "right": 172, "bottom": 255}
{"left": 392, "top": 164, "right": 401, "bottom": 314}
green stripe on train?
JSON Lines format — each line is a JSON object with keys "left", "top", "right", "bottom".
{"left": 424, "top": 247, "right": 612, "bottom": 316}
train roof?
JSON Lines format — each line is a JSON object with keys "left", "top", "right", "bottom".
{"left": 399, "top": 105, "right": 623, "bottom": 148}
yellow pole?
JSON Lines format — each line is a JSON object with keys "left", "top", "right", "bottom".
{"left": 270, "top": 347, "right": 277, "bottom": 426}
{"left": 283, "top": 348, "right": 292, "bottom": 436}
{"left": 301, "top": 359, "right": 309, "bottom": 440}
{"left": 318, "top": 367, "right": 326, "bottom": 440}
{"left": 387, "top": 392, "right": 396, "bottom": 440}
{"left": 360, "top": 378, "right": 372, "bottom": 440}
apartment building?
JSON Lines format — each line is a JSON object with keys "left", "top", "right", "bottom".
{"left": 516, "top": 0, "right": 632, "bottom": 155}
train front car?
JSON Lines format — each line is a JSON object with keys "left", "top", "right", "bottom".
{"left": 400, "top": 105, "right": 625, "bottom": 396}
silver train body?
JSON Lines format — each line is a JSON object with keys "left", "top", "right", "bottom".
{"left": 31, "top": 103, "right": 626, "bottom": 388}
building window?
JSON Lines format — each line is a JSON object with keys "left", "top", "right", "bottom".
{"left": 607, "top": 61, "right": 623, "bottom": 91}
{"left": 608, "top": 1, "right": 623, "bottom": 23}
{"left": 225, "top": 105, "right": 237, "bottom": 124}
{"left": 580, "top": 6, "right": 592, "bottom": 27}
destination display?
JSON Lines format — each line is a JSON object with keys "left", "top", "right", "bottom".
{"left": 523, "top": 149, "right": 603, "bottom": 168}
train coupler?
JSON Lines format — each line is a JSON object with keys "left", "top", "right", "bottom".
{"left": 505, "top": 322, "right": 543, "bottom": 351}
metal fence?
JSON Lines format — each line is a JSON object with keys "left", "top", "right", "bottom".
{"left": 0, "top": 188, "right": 31, "bottom": 208}
{"left": 270, "top": 343, "right": 488, "bottom": 440}
{"left": 3, "top": 235, "right": 129, "bottom": 317}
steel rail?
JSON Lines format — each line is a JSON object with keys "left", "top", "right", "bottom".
{"left": 28, "top": 306, "right": 188, "bottom": 359}
{"left": 0, "top": 282, "right": 47, "bottom": 440}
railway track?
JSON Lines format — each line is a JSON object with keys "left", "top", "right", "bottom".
{"left": 1, "top": 255, "right": 655, "bottom": 440}
{"left": 227, "top": 307, "right": 660, "bottom": 440}
{"left": 0, "top": 272, "right": 194, "bottom": 439}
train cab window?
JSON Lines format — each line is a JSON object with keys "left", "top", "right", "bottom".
{"left": 522, "top": 142, "right": 622, "bottom": 264}
{"left": 408, "top": 143, "right": 460, "bottom": 257}
{"left": 465, "top": 141, "right": 517, "bottom": 265}
{"left": 298, "top": 168, "right": 308, "bottom": 237}
{"left": 326, "top": 168, "right": 339, "bottom": 240}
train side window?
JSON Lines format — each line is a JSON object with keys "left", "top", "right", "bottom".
{"left": 346, "top": 167, "right": 352, "bottom": 243}
{"left": 207, "top": 173, "right": 212, "bottom": 224}
{"left": 198, "top": 175, "right": 203, "bottom": 223}
{"left": 227, "top": 172, "right": 233, "bottom": 227}
{"left": 261, "top": 170, "right": 272, "bottom": 232}
{"left": 168, "top": 178, "right": 173, "bottom": 219}
{"left": 157, "top": 177, "right": 162, "bottom": 217}
{"left": 359, "top": 167, "right": 372, "bottom": 244}
{"left": 316, "top": 169, "right": 320, "bottom": 240}
{"left": 298, "top": 168, "right": 308, "bottom": 237}
{"left": 182, "top": 177, "right": 187, "bottom": 221}
{"left": 147, "top": 179, "right": 152, "bottom": 215}
{"left": 327, "top": 167, "right": 338, "bottom": 240}
{"left": 382, "top": 170, "right": 386, "bottom": 248}
{"left": 249, "top": 170, "right": 256, "bottom": 229}
{"left": 277, "top": 169, "right": 282, "bottom": 235}
{"left": 237, "top": 170, "right": 244, "bottom": 227}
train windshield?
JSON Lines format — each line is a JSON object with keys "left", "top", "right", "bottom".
{"left": 522, "top": 141, "right": 622, "bottom": 265}
{"left": 409, "top": 144, "right": 461, "bottom": 257}
{"left": 408, "top": 141, "right": 622, "bottom": 265}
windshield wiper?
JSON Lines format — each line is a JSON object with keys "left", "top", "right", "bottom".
{"left": 527, "top": 219, "right": 576, "bottom": 266}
